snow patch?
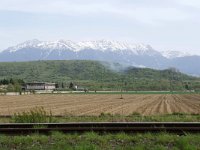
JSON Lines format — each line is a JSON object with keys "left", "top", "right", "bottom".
{"left": 161, "top": 50, "right": 193, "bottom": 59}
{"left": 4, "top": 39, "right": 154, "bottom": 55}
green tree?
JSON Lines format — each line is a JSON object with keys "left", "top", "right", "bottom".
{"left": 185, "top": 84, "right": 189, "bottom": 90}
{"left": 14, "top": 82, "right": 22, "bottom": 92}
{"left": 69, "top": 82, "right": 74, "bottom": 90}
{"left": 7, "top": 84, "right": 14, "bottom": 92}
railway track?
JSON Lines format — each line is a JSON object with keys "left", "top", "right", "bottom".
{"left": 0, "top": 122, "right": 200, "bottom": 135}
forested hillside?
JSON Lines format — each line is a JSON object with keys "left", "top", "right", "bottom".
{"left": 0, "top": 60, "right": 199, "bottom": 91}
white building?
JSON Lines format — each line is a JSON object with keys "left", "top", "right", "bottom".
{"left": 25, "top": 82, "right": 56, "bottom": 90}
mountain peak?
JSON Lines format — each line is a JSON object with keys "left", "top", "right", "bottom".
{"left": 20, "top": 39, "right": 42, "bottom": 46}
{"left": 161, "top": 50, "right": 193, "bottom": 59}
{"left": 0, "top": 39, "right": 200, "bottom": 76}
{"left": 6, "top": 39, "right": 41, "bottom": 52}
{"left": 4, "top": 39, "right": 153, "bottom": 53}
{"left": 3, "top": 39, "right": 197, "bottom": 58}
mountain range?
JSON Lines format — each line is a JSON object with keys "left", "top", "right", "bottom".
{"left": 0, "top": 39, "right": 199, "bottom": 76}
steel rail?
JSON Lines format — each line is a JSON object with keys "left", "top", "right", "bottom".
{"left": 0, "top": 122, "right": 199, "bottom": 135}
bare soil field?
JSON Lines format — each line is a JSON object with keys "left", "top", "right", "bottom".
{"left": 0, "top": 94, "right": 199, "bottom": 116}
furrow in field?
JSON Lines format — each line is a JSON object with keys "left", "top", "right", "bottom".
{"left": 0, "top": 94, "right": 199, "bottom": 116}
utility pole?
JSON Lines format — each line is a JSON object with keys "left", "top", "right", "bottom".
{"left": 120, "top": 77, "right": 124, "bottom": 99}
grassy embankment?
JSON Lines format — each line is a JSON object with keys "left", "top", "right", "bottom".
{"left": 1, "top": 106, "right": 200, "bottom": 123}
{"left": 0, "top": 132, "right": 199, "bottom": 149}
{"left": 51, "top": 91, "right": 200, "bottom": 94}
{"left": 0, "top": 108, "right": 199, "bottom": 149}
{"left": 0, "top": 113, "right": 200, "bottom": 123}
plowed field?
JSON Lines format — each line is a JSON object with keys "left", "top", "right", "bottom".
{"left": 0, "top": 94, "right": 200, "bottom": 115}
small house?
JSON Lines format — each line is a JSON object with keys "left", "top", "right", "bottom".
{"left": 24, "top": 82, "right": 56, "bottom": 91}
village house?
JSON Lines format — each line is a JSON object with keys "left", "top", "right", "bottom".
{"left": 24, "top": 82, "right": 56, "bottom": 91}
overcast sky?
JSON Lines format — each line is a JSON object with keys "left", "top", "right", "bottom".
{"left": 0, "top": 0, "right": 200, "bottom": 54}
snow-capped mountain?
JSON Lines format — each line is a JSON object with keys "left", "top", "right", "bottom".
{"left": 6, "top": 39, "right": 156, "bottom": 54}
{"left": 0, "top": 39, "right": 200, "bottom": 76}
{"left": 161, "top": 50, "right": 193, "bottom": 59}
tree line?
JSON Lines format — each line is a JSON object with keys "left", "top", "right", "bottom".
{"left": 0, "top": 78, "right": 25, "bottom": 85}
{"left": 0, "top": 78, "right": 25, "bottom": 92}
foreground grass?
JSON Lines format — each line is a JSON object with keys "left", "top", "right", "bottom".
{"left": 57, "top": 113, "right": 200, "bottom": 122}
{"left": 0, "top": 132, "right": 199, "bottom": 150}
{"left": 0, "top": 113, "right": 200, "bottom": 123}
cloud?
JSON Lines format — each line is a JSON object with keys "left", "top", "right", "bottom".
{"left": 0, "top": 0, "right": 110, "bottom": 15}
{"left": 176, "top": 0, "right": 200, "bottom": 8}
{"left": 0, "top": 0, "right": 200, "bottom": 53}
{"left": 0, "top": 0, "right": 196, "bottom": 25}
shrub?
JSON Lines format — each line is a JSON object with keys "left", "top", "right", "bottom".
{"left": 130, "top": 112, "right": 141, "bottom": 116}
{"left": 12, "top": 107, "right": 53, "bottom": 123}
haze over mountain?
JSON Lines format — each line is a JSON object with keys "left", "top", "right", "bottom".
{"left": 0, "top": 39, "right": 199, "bottom": 76}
